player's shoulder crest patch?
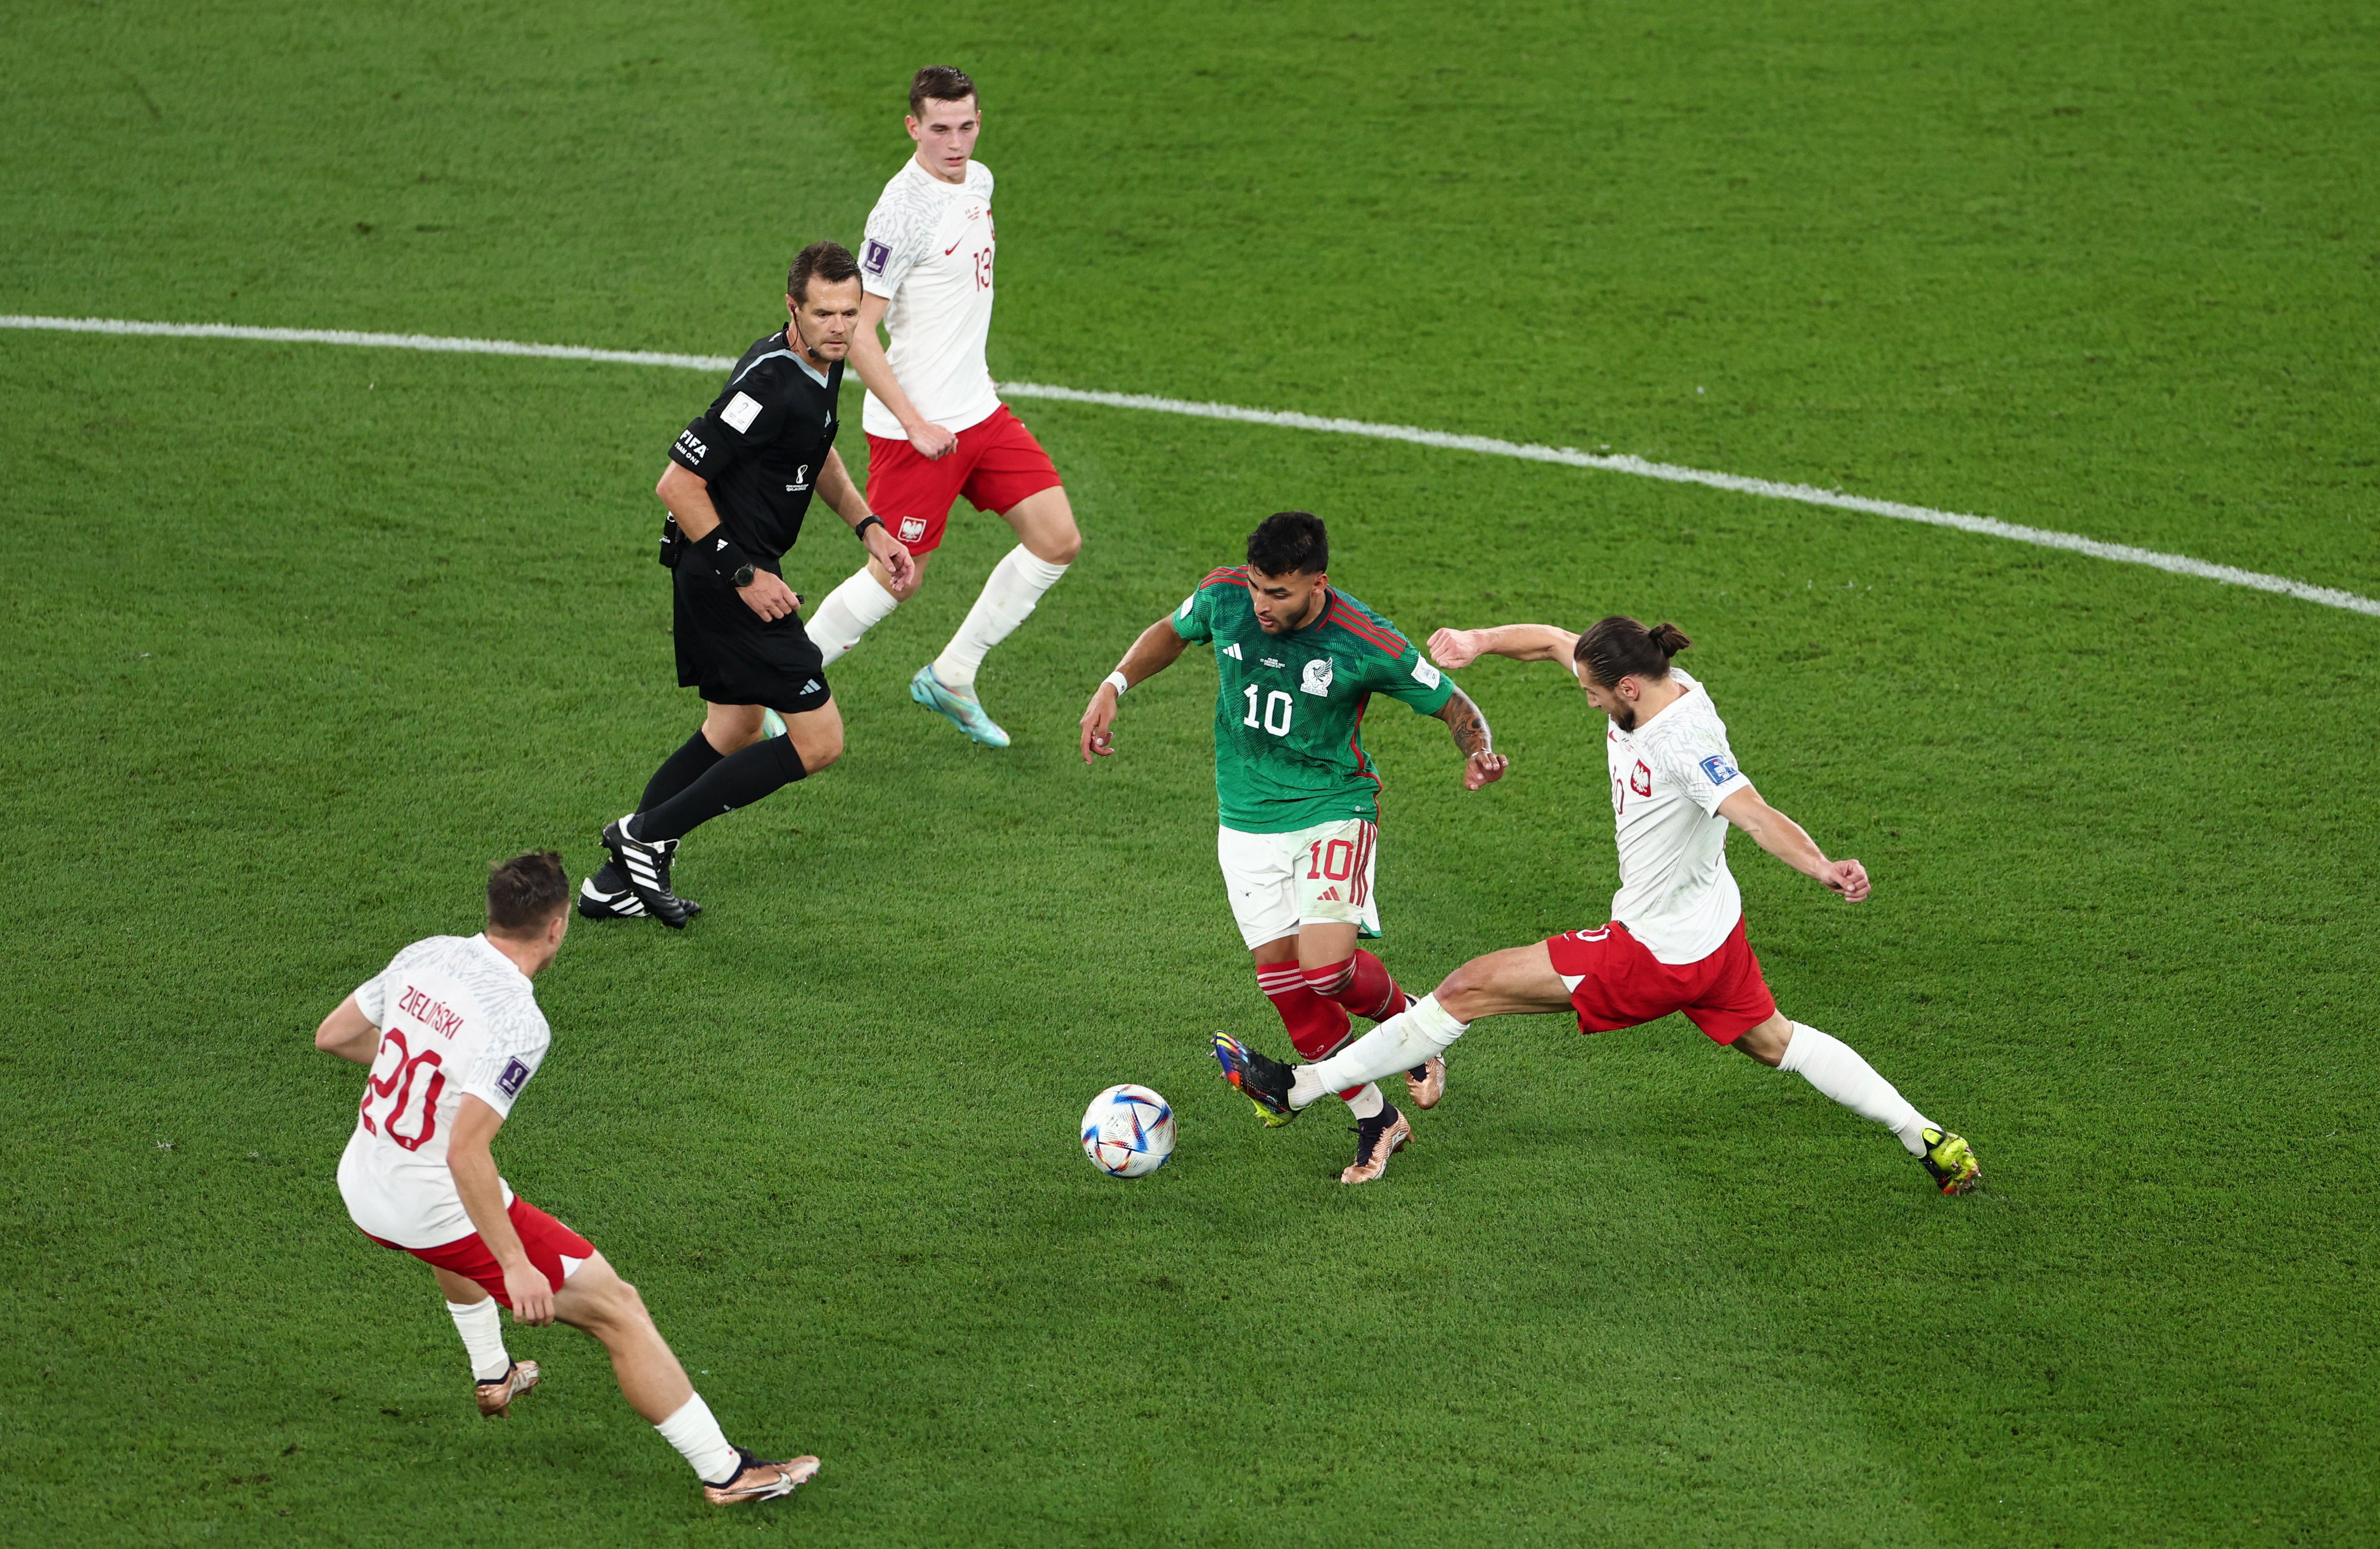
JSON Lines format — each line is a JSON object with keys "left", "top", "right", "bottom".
{"left": 1177, "top": 594, "right": 1197, "bottom": 619}
{"left": 1301, "top": 657, "right": 1334, "bottom": 696}
{"left": 496, "top": 1057, "right": 532, "bottom": 1098}
{"left": 1698, "top": 752, "right": 1741, "bottom": 786}
{"left": 862, "top": 237, "right": 892, "bottom": 276}
{"left": 1411, "top": 657, "right": 1443, "bottom": 690}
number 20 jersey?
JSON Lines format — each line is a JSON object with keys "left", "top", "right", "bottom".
{"left": 335, "top": 934, "right": 552, "bottom": 1250}
{"left": 1171, "top": 568, "right": 1455, "bottom": 834}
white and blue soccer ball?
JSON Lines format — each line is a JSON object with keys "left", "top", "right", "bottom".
{"left": 1080, "top": 1084, "right": 1175, "bottom": 1177}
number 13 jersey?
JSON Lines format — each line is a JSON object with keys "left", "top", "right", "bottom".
{"left": 857, "top": 157, "right": 1000, "bottom": 441}
{"left": 335, "top": 934, "right": 552, "bottom": 1250}
{"left": 1171, "top": 568, "right": 1455, "bottom": 834}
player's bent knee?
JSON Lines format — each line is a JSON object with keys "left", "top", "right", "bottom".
{"left": 796, "top": 728, "right": 845, "bottom": 771}
{"left": 1040, "top": 525, "right": 1083, "bottom": 565}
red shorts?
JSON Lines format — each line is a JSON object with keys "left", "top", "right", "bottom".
{"left": 364, "top": 1195, "right": 595, "bottom": 1308}
{"left": 1543, "top": 915, "right": 1777, "bottom": 1045}
{"left": 863, "top": 403, "right": 1063, "bottom": 555}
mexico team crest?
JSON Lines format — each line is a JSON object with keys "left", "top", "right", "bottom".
{"left": 1301, "top": 658, "right": 1334, "bottom": 696}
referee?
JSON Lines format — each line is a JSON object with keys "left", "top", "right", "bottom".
{"left": 585, "top": 240, "right": 917, "bottom": 927}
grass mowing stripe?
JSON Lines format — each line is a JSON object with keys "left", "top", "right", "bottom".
{"left": 9, "top": 312, "right": 2373, "bottom": 620}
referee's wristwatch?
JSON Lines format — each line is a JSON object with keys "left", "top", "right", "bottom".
{"left": 729, "top": 560, "right": 756, "bottom": 588}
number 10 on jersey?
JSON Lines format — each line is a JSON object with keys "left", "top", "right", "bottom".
{"left": 1242, "top": 685, "right": 1293, "bottom": 736}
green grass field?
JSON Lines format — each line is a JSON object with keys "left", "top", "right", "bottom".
{"left": 4, "top": 2, "right": 2376, "bottom": 1543}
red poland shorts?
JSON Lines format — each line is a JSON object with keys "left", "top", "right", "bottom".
{"left": 1543, "top": 915, "right": 1778, "bottom": 1046}
{"left": 364, "top": 1196, "right": 595, "bottom": 1308}
{"left": 863, "top": 403, "right": 1063, "bottom": 555}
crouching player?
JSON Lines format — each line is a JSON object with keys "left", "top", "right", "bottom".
{"left": 1213, "top": 616, "right": 1982, "bottom": 1195}
{"left": 312, "top": 851, "right": 820, "bottom": 1504}
{"left": 1081, "top": 512, "right": 1507, "bottom": 1183}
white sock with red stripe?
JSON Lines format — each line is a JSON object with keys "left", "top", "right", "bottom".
{"left": 1291, "top": 994, "right": 1469, "bottom": 1107}
{"left": 656, "top": 1392, "right": 742, "bottom": 1484}
{"left": 807, "top": 565, "right": 901, "bottom": 660}
{"left": 932, "top": 545, "right": 1069, "bottom": 691}
{"left": 447, "top": 1297, "right": 512, "bottom": 1383}
{"left": 1777, "top": 1023, "right": 1932, "bottom": 1155}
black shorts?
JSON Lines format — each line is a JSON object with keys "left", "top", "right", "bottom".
{"left": 671, "top": 566, "right": 832, "bottom": 714}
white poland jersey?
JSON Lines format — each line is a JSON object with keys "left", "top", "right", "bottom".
{"left": 1603, "top": 669, "right": 1756, "bottom": 965}
{"left": 336, "top": 934, "right": 551, "bottom": 1250}
{"left": 857, "top": 156, "right": 1001, "bottom": 441}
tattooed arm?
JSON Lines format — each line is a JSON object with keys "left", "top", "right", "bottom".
{"left": 1434, "top": 685, "right": 1509, "bottom": 791}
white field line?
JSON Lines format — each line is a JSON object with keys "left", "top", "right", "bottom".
{"left": 8, "top": 312, "right": 2374, "bottom": 618}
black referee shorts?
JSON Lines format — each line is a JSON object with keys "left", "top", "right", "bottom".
{"left": 671, "top": 565, "right": 832, "bottom": 715}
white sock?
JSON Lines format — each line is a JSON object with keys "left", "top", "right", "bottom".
{"left": 807, "top": 566, "right": 901, "bottom": 660}
{"left": 655, "top": 1392, "right": 741, "bottom": 1484}
{"left": 1292, "top": 995, "right": 1469, "bottom": 1107}
{"left": 1777, "top": 1022, "right": 1932, "bottom": 1155}
{"left": 1344, "top": 1082, "right": 1386, "bottom": 1119}
{"left": 446, "top": 1298, "right": 511, "bottom": 1383}
{"left": 931, "top": 545, "right": 1070, "bottom": 691}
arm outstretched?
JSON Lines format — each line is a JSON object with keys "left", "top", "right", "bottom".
{"left": 1428, "top": 624, "right": 1580, "bottom": 670}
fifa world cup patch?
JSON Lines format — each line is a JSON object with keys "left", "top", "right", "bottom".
{"left": 496, "top": 1057, "right": 532, "bottom": 1098}
{"left": 862, "top": 238, "right": 891, "bottom": 275}
{"left": 721, "top": 391, "right": 763, "bottom": 433}
{"left": 1699, "top": 753, "right": 1741, "bottom": 785}
{"left": 1411, "top": 658, "right": 1443, "bottom": 689}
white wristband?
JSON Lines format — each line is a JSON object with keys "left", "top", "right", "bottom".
{"left": 1103, "top": 671, "right": 1129, "bottom": 697}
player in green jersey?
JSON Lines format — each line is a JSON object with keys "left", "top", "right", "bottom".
{"left": 1079, "top": 512, "right": 1507, "bottom": 1182}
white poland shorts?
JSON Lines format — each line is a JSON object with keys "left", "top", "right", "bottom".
{"left": 1216, "top": 817, "right": 1381, "bottom": 950}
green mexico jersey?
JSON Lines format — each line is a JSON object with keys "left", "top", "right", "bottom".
{"left": 1170, "top": 567, "right": 1456, "bottom": 834}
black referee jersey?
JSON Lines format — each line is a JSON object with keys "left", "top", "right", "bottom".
{"left": 667, "top": 327, "right": 844, "bottom": 568}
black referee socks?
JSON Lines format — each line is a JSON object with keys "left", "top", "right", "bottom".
{"left": 632, "top": 733, "right": 808, "bottom": 844}
{"left": 638, "top": 730, "right": 726, "bottom": 814}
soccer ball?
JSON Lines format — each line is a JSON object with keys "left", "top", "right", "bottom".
{"left": 1080, "top": 1084, "right": 1175, "bottom": 1177}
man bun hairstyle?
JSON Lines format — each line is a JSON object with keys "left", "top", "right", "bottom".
{"left": 1574, "top": 615, "right": 1692, "bottom": 687}
{"left": 1245, "top": 511, "right": 1329, "bottom": 576}
{"left": 909, "top": 65, "right": 977, "bottom": 116}
{"left": 487, "top": 850, "right": 569, "bottom": 935}
{"left": 788, "top": 240, "right": 859, "bottom": 304}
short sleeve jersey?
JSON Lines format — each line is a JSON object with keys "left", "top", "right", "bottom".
{"left": 1603, "top": 669, "right": 1757, "bottom": 964}
{"left": 665, "top": 329, "right": 845, "bottom": 568}
{"left": 334, "top": 934, "right": 553, "bottom": 1250}
{"left": 1171, "top": 569, "right": 1456, "bottom": 833}
{"left": 856, "top": 157, "right": 1001, "bottom": 441}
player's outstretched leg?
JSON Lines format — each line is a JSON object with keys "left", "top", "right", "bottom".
{"left": 551, "top": 1253, "right": 820, "bottom": 1505}
{"left": 1738, "top": 1016, "right": 1981, "bottom": 1194}
{"left": 1283, "top": 943, "right": 1574, "bottom": 1108}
